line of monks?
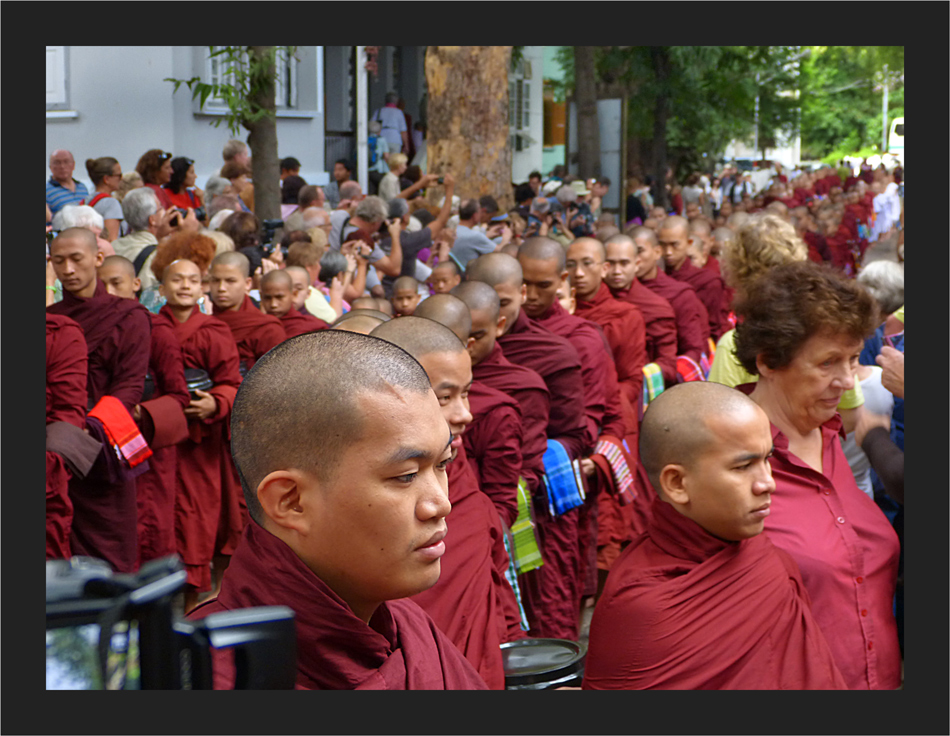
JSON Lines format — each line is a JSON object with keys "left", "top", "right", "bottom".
{"left": 45, "top": 213, "right": 866, "bottom": 690}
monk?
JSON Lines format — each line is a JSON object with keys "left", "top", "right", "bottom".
{"left": 583, "top": 383, "right": 847, "bottom": 690}
{"left": 658, "top": 216, "right": 728, "bottom": 341}
{"left": 259, "top": 269, "right": 328, "bottom": 339}
{"left": 427, "top": 259, "right": 463, "bottom": 295}
{"left": 391, "top": 275, "right": 422, "bottom": 317}
{"left": 371, "top": 317, "right": 521, "bottom": 688}
{"left": 603, "top": 234, "right": 679, "bottom": 386}
{"left": 209, "top": 251, "right": 285, "bottom": 375}
{"left": 99, "top": 255, "right": 191, "bottom": 565}
{"left": 46, "top": 313, "right": 91, "bottom": 559}
{"left": 630, "top": 226, "right": 710, "bottom": 368}
{"left": 284, "top": 265, "right": 316, "bottom": 315}
{"left": 48, "top": 228, "right": 152, "bottom": 573}
{"left": 331, "top": 309, "right": 390, "bottom": 335}
{"left": 189, "top": 331, "right": 487, "bottom": 690}
{"left": 350, "top": 295, "right": 395, "bottom": 316}
{"left": 463, "top": 254, "right": 590, "bottom": 641}
{"left": 157, "top": 259, "right": 243, "bottom": 610}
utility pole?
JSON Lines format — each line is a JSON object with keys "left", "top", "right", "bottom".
{"left": 881, "top": 63, "right": 889, "bottom": 154}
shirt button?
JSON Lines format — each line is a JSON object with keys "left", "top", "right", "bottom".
{"left": 856, "top": 577, "right": 864, "bottom": 584}
{"left": 861, "top": 609, "right": 868, "bottom": 616}
{"left": 837, "top": 516, "right": 846, "bottom": 524}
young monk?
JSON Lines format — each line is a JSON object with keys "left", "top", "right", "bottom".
{"left": 98, "top": 255, "right": 191, "bottom": 565}
{"left": 188, "top": 331, "right": 488, "bottom": 690}
{"left": 331, "top": 309, "right": 390, "bottom": 335}
{"left": 157, "top": 259, "right": 243, "bottom": 610}
{"left": 208, "top": 251, "right": 285, "bottom": 375}
{"left": 259, "top": 269, "right": 329, "bottom": 339}
{"left": 391, "top": 275, "right": 423, "bottom": 317}
{"left": 371, "top": 316, "right": 522, "bottom": 688}
{"left": 583, "top": 382, "right": 847, "bottom": 690}
{"left": 427, "top": 259, "right": 463, "bottom": 295}
{"left": 284, "top": 265, "right": 315, "bottom": 314}
{"left": 47, "top": 228, "right": 152, "bottom": 573}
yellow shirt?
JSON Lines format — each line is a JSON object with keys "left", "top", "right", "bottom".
{"left": 707, "top": 329, "right": 864, "bottom": 409}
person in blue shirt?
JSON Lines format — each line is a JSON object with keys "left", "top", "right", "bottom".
{"left": 47, "top": 149, "right": 89, "bottom": 216}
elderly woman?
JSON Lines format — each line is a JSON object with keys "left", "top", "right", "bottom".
{"left": 51, "top": 205, "right": 115, "bottom": 257}
{"left": 84, "top": 157, "right": 125, "bottom": 241}
{"left": 732, "top": 260, "right": 901, "bottom": 690}
{"left": 135, "top": 149, "right": 175, "bottom": 210}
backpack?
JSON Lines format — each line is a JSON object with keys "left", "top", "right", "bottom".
{"left": 368, "top": 134, "right": 379, "bottom": 166}
{"left": 87, "top": 193, "right": 111, "bottom": 209}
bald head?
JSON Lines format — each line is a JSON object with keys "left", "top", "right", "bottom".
{"left": 689, "top": 219, "right": 711, "bottom": 239}
{"left": 231, "top": 331, "right": 432, "bottom": 524}
{"left": 464, "top": 252, "right": 523, "bottom": 288}
{"left": 100, "top": 254, "right": 136, "bottom": 279}
{"left": 518, "top": 236, "right": 567, "bottom": 271}
{"left": 53, "top": 227, "right": 98, "bottom": 254}
{"left": 452, "top": 280, "right": 501, "bottom": 322}
{"left": 657, "top": 215, "right": 689, "bottom": 238}
{"left": 260, "top": 268, "right": 293, "bottom": 291}
{"left": 211, "top": 250, "right": 251, "bottom": 278}
{"left": 413, "top": 294, "right": 472, "bottom": 343}
{"left": 371, "top": 315, "right": 468, "bottom": 358}
{"left": 393, "top": 275, "right": 420, "bottom": 292}
{"left": 331, "top": 309, "right": 390, "bottom": 334}
{"left": 627, "top": 225, "right": 657, "bottom": 247}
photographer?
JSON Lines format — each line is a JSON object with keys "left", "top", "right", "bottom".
{"left": 525, "top": 195, "right": 574, "bottom": 248}
{"left": 450, "top": 197, "right": 512, "bottom": 269}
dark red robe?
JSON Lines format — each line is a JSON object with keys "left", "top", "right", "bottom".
{"left": 135, "top": 313, "right": 191, "bottom": 565}
{"left": 189, "top": 521, "right": 488, "bottom": 690}
{"left": 411, "top": 443, "right": 517, "bottom": 689}
{"left": 583, "top": 497, "right": 848, "bottom": 690}
{"left": 212, "top": 294, "right": 286, "bottom": 372}
{"left": 48, "top": 280, "right": 152, "bottom": 572}
{"left": 667, "top": 257, "right": 728, "bottom": 341}
{"left": 608, "top": 279, "right": 679, "bottom": 386}
{"left": 46, "top": 314, "right": 89, "bottom": 560}
{"left": 640, "top": 271, "right": 710, "bottom": 366}
{"left": 163, "top": 305, "right": 243, "bottom": 591}
{"left": 278, "top": 306, "right": 329, "bottom": 339}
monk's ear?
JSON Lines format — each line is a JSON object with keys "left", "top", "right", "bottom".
{"left": 519, "top": 283, "right": 527, "bottom": 304}
{"left": 245, "top": 276, "right": 254, "bottom": 293}
{"left": 466, "top": 336, "right": 476, "bottom": 351}
{"left": 132, "top": 277, "right": 142, "bottom": 293}
{"left": 559, "top": 269, "right": 570, "bottom": 287}
{"left": 495, "top": 314, "right": 507, "bottom": 338}
{"left": 659, "top": 463, "right": 690, "bottom": 506}
{"left": 257, "top": 469, "right": 312, "bottom": 536}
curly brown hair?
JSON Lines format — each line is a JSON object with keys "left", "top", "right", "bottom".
{"left": 733, "top": 260, "right": 879, "bottom": 375}
{"left": 135, "top": 149, "right": 172, "bottom": 186}
{"left": 721, "top": 213, "right": 807, "bottom": 290}
{"left": 219, "top": 211, "right": 263, "bottom": 250}
{"left": 151, "top": 230, "right": 218, "bottom": 280}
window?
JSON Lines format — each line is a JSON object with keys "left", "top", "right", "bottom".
{"left": 509, "top": 61, "right": 531, "bottom": 152}
{"left": 206, "top": 46, "right": 298, "bottom": 109}
{"left": 46, "top": 46, "right": 68, "bottom": 108}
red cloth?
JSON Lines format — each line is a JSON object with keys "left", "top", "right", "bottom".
{"left": 189, "top": 521, "right": 487, "bottom": 690}
{"left": 162, "top": 187, "right": 202, "bottom": 210}
{"left": 46, "top": 314, "right": 89, "bottom": 559}
{"left": 609, "top": 279, "right": 679, "bottom": 386}
{"left": 498, "top": 309, "right": 590, "bottom": 461}
{"left": 472, "top": 342, "right": 550, "bottom": 496}
{"left": 47, "top": 279, "right": 151, "bottom": 413}
{"left": 212, "top": 294, "right": 286, "bottom": 372}
{"left": 279, "top": 306, "right": 329, "bottom": 339}
{"left": 87, "top": 396, "right": 152, "bottom": 468}
{"left": 739, "top": 387, "right": 902, "bottom": 690}
{"left": 411, "top": 443, "right": 513, "bottom": 689}
{"left": 639, "top": 271, "right": 709, "bottom": 368}
{"left": 803, "top": 231, "right": 832, "bottom": 263}
{"left": 667, "top": 258, "right": 728, "bottom": 341}
{"left": 163, "top": 305, "right": 243, "bottom": 590}
{"left": 136, "top": 313, "right": 191, "bottom": 565}
{"left": 464, "top": 381, "right": 523, "bottom": 528}
{"left": 583, "top": 497, "right": 848, "bottom": 690}
{"left": 145, "top": 182, "right": 173, "bottom": 210}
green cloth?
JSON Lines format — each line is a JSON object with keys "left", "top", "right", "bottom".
{"left": 510, "top": 477, "right": 543, "bottom": 575}
{"left": 642, "top": 362, "right": 664, "bottom": 406}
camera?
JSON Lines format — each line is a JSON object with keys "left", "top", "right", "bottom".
{"left": 175, "top": 207, "right": 207, "bottom": 222}
{"left": 437, "top": 177, "right": 445, "bottom": 184}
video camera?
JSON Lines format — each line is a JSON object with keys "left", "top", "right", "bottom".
{"left": 46, "top": 555, "right": 296, "bottom": 690}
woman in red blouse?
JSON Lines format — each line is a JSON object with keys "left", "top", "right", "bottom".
{"left": 163, "top": 156, "right": 204, "bottom": 213}
{"left": 135, "top": 149, "right": 174, "bottom": 210}
{"left": 732, "top": 260, "right": 901, "bottom": 690}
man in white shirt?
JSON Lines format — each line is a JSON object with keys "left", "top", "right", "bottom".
{"left": 372, "top": 93, "right": 409, "bottom": 154}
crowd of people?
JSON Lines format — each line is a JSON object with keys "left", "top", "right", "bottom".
{"left": 46, "top": 130, "right": 905, "bottom": 690}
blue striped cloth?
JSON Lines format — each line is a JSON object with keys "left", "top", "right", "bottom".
{"left": 541, "top": 439, "right": 585, "bottom": 517}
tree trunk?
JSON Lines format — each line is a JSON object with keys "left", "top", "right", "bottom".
{"left": 650, "top": 46, "right": 671, "bottom": 211}
{"left": 245, "top": 46, "right": 281, "bottom": 222}
{"left": 574, "top": 46, "right": 601, "bottom": 181}
{"left": 424, "top": 46, "right": 513, "bottom": 211}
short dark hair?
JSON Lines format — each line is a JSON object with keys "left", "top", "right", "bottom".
{"left": 596, "top": 176, "right": 612, "bottom": 187}
{"left": 459, "top": 199, "right": 480, "bottom": 221}
{"left": 514, "top": 183, "right": 535, "bottom": 205}
{"left": 528, "top": 171, "right": 542, "bottom": 182}
{"left": 280, "top": 156, "right": 301, "bottom": 172}
{"left": 335, "top": 159, "right": 353, "bottom": 173}
{"left": 733, "top": 260, "right": 879, "bottom": 375}
{"left": 479, "top": 196, "right": 499, "bottom": 215}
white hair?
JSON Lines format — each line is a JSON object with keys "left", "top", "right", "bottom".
{"left": 53, "top": 205, "right": 105, "bottom": 233}
{"left": 857, "top": 260, "right": 904, "bottom": 315}
{"left": 209, "top": 209, "right": 236, "bottom": 231}
{"left": 122, "top": 187, "right": 161, "bottom": 231}
{"left": 204, "top": 176, "right": 232, "bottom": 201}
{"left": 556, "top": 185, "right": 578, "bottom": 204}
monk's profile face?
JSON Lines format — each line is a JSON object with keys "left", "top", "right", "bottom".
{"left": 677, "top": 404, "right": 775, "bottom": 542}
{"left": 657, "top": 225, "right": 690, "bottom": 271}
{"left": 566, "top": 240, "right": 607, "bottom": 301}
{"left": 520, "top": 257, "right": 566, "bottom": 319}
{"left": 492, "top": 280, "right": 525, "bottom": 334}
{"left": 604, "top": 241, "right": 639, "bottom": 292}
{"left": 467, "top": 307, "right": 502, "bottom": 366}
{"left": 287, "top": 272, "right": 311, "bottom": 310}
{"left": 556, "top": 281, "right": 575, "bottom": 315}
{"left": 297, "top": 385, "right": 452, "bottom": 622}
{"left": 160, "top": 259, "right": 203, "bottom": 308}
{"left": 428, "top": 266, "right": 461, "bottom": 295}
{"left": 260, "top": 279, "right": 295, "bottom": 318}
{"left": 50, "top": 233, "right": 103, "bottom": 297}
{"left": 209, "top": 263, "right": 252, "bottom": 311}
{"left": 418, "top": 350, "right": 473, "bottom": 462}
{"left": 634, "top": 237, "right": 661, "bottom": 279}
{"left": 98, "top": 262, "right": 139, "bottom": 300}
{"left": 391, "top": 288, "right": 421, "bottom": 317}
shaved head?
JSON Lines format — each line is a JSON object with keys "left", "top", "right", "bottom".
{"left": 413, "top": 294, "right": 472, "bottom": 343}
{"left": 100, "top": 254, "right": 136, "bottom": 279}
{"left": 689, "top": 219, "right": 711, "bottom": 238}
{"left": 211, "top": 250, "right": 251, "bottom": 278}
{"left": 350, "top": 296, "right": 383, "bottom": 311}
{"left": 627, "top": 225, "right": 658, "bottom": 247}
{"left": 53, "top": 227, "right": 98, "bottom": 254}
{"left": 371, "top": 316, "right": 468, "bottom": 358}
{"left": 518, "top": 236, "right": 567, "bottom": 271}
{"left": 285, "top": 265, "right": 311, "bottom": 282}
{"left": 393, "top": 275, "right": 420, "bottom": 292}
{"left": 452, "top": 280, "right": 501, "bottom": 322}
{"left": 331, "top": 309, "right": 391, "bottom": 334}
{"left": 464, "top": 252, "right": 523, "bottom": 288}
{"left": 658, "top": 215, "right": 689, "bottom": 238}
{"left": 231, "top": 331, "right": 432, "bottom": 524}
{"left": 432, "top": 259, "right": 461, "bottom": 278}
{"left": 260, "top": 268, "right": 293, "bottom": 291}
{"left": 640, "top": 382, "right": 759, "bottom": 495}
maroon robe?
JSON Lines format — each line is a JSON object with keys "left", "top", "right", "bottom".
{"left": 136, "top": 313, "right": 190, "bottom": 565}
{"left": 464, "top": 381, "right": 523, "bottom": 528}
{"left": 48, "top": 279, "right": 152, "bottom": 572}
{"left": 189, "top": 521, "right": 488, "bottom": 690}
{"left": 46, "top": 314, "right": 89, "bottom": 560}
{"left": 213, "top": 294, "right": 286, "bottom": 372}
{"left": 164, "top": 305, "right": 243, "bottom": 591}
{"left": 667, "top": 257, "right": 728, "bottom": 341}
{"left": 583, "top": 497, "right": 848, "bottom": 690}
{"left": 412, "top": 443, "right": 516, "bottom": 689}
{"left": 279, "top": 306, "right": 329, "bottom": 339}
{"left": 609, "top": 279, "right": 679, "bottom": 386}
{"left": 640, "top": 271, "right": 710, "bottom": 366}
